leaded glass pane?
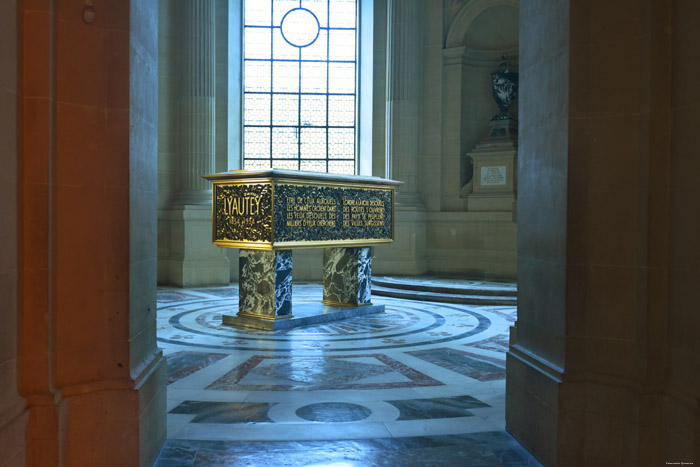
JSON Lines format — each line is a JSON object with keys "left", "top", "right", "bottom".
{"left": 246, "top": 159, "right": 272, "bottom": 170}
{"left": 244, "top": 94, "right": 271, "bottom": 125}
{"left": 328, "top": 160, "right": 355, "bottom": 174}
{"left": 273, "top": 27, "right": 299, "bottom": 60}
{"left": 244, "top": 27, "right": 272, "bottom": 59}
{"left": 328, "top": 62, "right": 355, "bottom": 93}
{"left": 245, "top": 61, "right": 271, "bottom": 92}
{"left": 244, "top": 127, "right": 271, "bottom": 158}
{"left": 272, "top": 159, "right": 299, "bottom": 170}
{"left": 329, "top": 0, "right": 356, "bottom": 28}
{"left": 300, "top": 29, "right": 328, "bottom": 61}
{"left": 300, "top": 160, "right": 328, "bottom": 172}
{"left": 273, "top": 0, "right": 298, "bottom": 25}
{"left": 300, "top": 94, "right": 327, "bottom": 126}
{"left": 243, "top": 0, "right": 357, "bottom": 175}
{"left": 300, "top": 128, "right": 327, "bottom": 159}
{"left": 302, "top": 0, "right": 328, "bottom": 28}
{"left": 300, "top": 61, "right": 327, "bottom": 93}
{"left": 281, "top": 8, "right": 320, "bottom": 47}
{"left": 272, "top": 94, "right": 299, "bottom": 126}
{"left": 272, "top": 61, "right": 300, "bottom": 93}
{"left": 328, "top": 29, "right": 356, "bottom": 61}
{"left": 328, "top": 95, "right": 354, "bottom": 126}
{"left": 245, "top": 0, "right": 271, "bottom": 26}
{"left": 328, "top": 128, "right": 354, "bottom": 158}
{"left": 272, "top": 127, "right": 299, "bottom": 159}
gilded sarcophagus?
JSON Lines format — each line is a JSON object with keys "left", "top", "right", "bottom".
{"left": 203, "top": 169, "right": 401, "bottom": 250}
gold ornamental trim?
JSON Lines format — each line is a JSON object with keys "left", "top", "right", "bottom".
{"left": 236, "top": 311, "right": 293, "bottom": 320}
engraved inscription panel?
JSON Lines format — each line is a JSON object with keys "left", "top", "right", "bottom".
{"left": 274, "top": 184, "right": 393, "bottom": 243}
{"left": 480, "top": 166, "right": 507, "bottom": 186}
{"left": 214, "top": 183, "right": 273, "bottom": 243}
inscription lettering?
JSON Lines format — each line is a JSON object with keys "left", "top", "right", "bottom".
{"left": 341, "top": 197, "right": 385, "bottom": 227}
{"left": 224, "top": 196, "right": 262, "bottom": 216}
{"left": 480, "top": 166, "right": 507, "bottom": 186}
{"left": 284, "top": 196, "right": 337, "bottom": 228}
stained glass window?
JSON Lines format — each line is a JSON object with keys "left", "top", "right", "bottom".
{"left": 243, "top": 0, "right": 357, "bottom": 174}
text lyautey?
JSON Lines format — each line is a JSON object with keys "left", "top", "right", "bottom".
{"left": 223, "top": 196, "right": 262, "bottom": 216}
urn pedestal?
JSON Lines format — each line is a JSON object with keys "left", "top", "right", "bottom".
{"left": 462, "top": 55, "right": 518, "bottom": 214}
{"left": 464, "top": 121, "right": 517, "bottom": 213}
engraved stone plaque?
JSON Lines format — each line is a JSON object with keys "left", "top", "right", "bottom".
{"left": 480, "top": 166, "right": 507, "bottom": 186}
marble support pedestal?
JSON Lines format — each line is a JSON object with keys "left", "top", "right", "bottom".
{"left": 235, "top": 249, "right": 293, "bottom": 320}
{"left": 323, "top": 247, "right": 372, "bottom": 306}
{"left": 223, "top": 247, "right": 384, "bottom": 331}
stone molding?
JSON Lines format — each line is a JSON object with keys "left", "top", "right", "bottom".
{"left": 445, "top": 0, "right": 520, "bottom": 48}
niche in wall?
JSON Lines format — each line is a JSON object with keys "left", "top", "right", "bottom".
{"left": 445, "top": 2, "right": 519, "bottom": 192}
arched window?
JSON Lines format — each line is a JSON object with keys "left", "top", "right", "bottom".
{"left": 242, "top": 0, "right": 358, "bottom": 174}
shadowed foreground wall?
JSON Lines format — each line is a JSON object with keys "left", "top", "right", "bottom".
{"left": 0, "top": 1, "right": 167, "bottom": 465}
{"left": 0, "top": 0, "right": 25, "bottom": 464}
{"left": 507, "top": 0, "right": 700, "bottom": 465}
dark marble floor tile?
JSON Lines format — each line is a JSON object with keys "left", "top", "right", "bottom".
{"left": 206, "top": 354, "right": 442, "bottom": 391}
{"left": 407, "top": 348, "right": 506, "bottom": 381}
{"left": 295, "top": 402, "right": 372, "bottom": 422}
{"left": 166, "top": 351, "right": 228, "bottom": 384}
{"left": 468, "top": 334, "right": 510, "bottom": 353}
{"left": 169, "top": 401, "right": 275, "bottom": 424}
{"left": 153, "top": 441, "right": 199, "bottom": 467}
{"left": 387, "top": 395, "right": 490, "bottom": 420}
{"left": 155, "top": 432, "right": 542, "bottom": 467}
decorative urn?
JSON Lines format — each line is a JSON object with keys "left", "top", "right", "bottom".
{"left": 491, "top": 54, "right": 518, "bottom": 121}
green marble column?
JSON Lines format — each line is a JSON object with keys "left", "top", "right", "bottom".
{"left": 322, "top": 247, "right": 372, "bottom": 306}
{"left": 235, "top": 249, "right": 293, "bottom": 319}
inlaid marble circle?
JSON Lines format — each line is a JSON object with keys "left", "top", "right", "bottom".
{"left": 295, "top": 402, "right": 372, "bottom": 422}
{"left": 156, "top": 285, "right": 500, "bottom": 353}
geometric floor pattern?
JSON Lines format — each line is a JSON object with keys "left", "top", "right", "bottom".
{"left": 155, "top": 282, "right": 541, "bottom": 466}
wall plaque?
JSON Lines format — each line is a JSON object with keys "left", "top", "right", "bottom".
{"left": 203, "top": 170, "right": 401, "bottom": 250}
{"left": 480, "top": 166, "right": 507, "bottom": 186}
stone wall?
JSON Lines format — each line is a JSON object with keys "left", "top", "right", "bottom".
{"left": 7, "top": 1, "right": 166, "bottom": 464}
{"left": 0, "top": 0, "right": 25, "bottom": 464}
{"left": 507, "top": 0, "right": 700, "bottom": 465}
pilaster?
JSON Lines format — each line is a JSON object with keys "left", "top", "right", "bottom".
{"left": 382, "top": 0, "right": 427, "bottom": 275}
{"left": 164, "top": 0, "right": 229, "bottom": 286}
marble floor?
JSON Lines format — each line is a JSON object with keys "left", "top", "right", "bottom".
{"left": 155, "top": 281, "right": 540, "bottom": 466}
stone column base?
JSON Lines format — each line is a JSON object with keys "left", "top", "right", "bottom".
{"left": 160, "top": 205, "right": 230, "bottom": 287}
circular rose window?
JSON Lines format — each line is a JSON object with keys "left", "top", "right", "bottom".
{"left": 280, "top": 8, "right": 320, "bottom": 48}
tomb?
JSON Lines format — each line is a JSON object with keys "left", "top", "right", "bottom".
{"left": 203, "top": 169, "right": 401, "bottom": 330}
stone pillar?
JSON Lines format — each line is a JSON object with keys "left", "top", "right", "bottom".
{"left": 234, "top": 250, "right": 293, "bottom": 320}
{"left": 0, "top": 1, "right": 24, "bottom": 463}
{"left": 175, "top": 0, "right": 216, "bottom": 205}
{"left": 165, "top": 0, "right": 229, "bottom": 287}
{"left": 385, "top": 0, "right": 421, "bottom": 195}
{"left": 507, "top": 1, "right": 699, "bottom": 466}
{"left": 15, "top": 1, "right": 166, "bottom": 465}
{"left": 376, "top": 0, "right": 427, "bottom": 275}
{"left": 323, "top": 247, "right": 372, "bottom": 306}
